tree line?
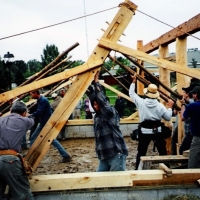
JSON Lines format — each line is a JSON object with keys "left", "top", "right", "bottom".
{"left": 0, "top": 44, "right": 84, "bottom": 92}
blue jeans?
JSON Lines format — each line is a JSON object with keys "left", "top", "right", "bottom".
{"left": 0, "top": 155, "right": 34, "bottom": 200}
{"left": 21, "top": 133, "right": 27, "bottom": 148}
{"left": 97, "top": 153, "right": 127, "bottom": 172}
{"left": 30, "top": 123, "right": 70, "bottom": 158}
{"left": 30, "top": 123, "right": 43, "bottom": 146}
{"left": 52, "top": 139, "right": 70, "bottom": 158}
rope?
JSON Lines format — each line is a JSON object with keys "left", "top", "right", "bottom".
{"left": 0, "top": 7, "right": 117, "bottom": 41}
{"left": 0, "top": 5, "right": 199, "bottom": 42}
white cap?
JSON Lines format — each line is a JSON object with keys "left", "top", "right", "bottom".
{"left": 51, "top": 93, "right": 57, "bottom": 98}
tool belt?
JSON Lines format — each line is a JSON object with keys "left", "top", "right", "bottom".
{"left": 140, "top": 120, "right": 161, "bottom": 129}
{"left": 0, "top": 149, "right": 18, "bottom": 156}
{"left": 0, "top": 149, "right": 33, "bottom": 175}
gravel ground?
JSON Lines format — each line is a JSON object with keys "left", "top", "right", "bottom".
{"left": 25, "top": 137, "right": 158, "bottom": 175}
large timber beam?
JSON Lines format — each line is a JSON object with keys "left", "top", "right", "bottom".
{"left": 29, "top": 169, "right": 200, "bottom": 192}
{"left": 25, "top": 0, "right": 138, "bottom": 171}
{"left": 98, "top": 38, "right": 200, "bottom": 79}
{"left": 0, "top": 60, "right": 102, "bottom": 103}
{"left": 139, "top": 13, "right": 200, "bottom": 53}
{"left": 99, "top": 80, "right": 132, "bottom": 102}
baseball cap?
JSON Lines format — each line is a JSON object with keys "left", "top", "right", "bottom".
{"left": 182, "top": 86, "right": 192, "bottom": 94}
{"left": 190, "top": 86, "right": 200, "bottom": 94}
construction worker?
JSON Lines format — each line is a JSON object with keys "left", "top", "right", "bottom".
{"left": 86, "top": 71, "right": 128, "bottom": 171}
{"left": 0, "top": 101, "right": 35, "bottom": 199}
{"left": 29, "top": 90, "right": 71, "bottom": 163}
{"left": 129, "top": 74, "right": 174, "bottom": 170}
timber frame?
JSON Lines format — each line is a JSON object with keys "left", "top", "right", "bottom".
{"left": 1, "top": 0, "right": 200, "bottom": 192}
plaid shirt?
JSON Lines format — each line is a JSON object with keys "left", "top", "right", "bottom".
{"left": 92, "top": 82, "right": 128, "bottom": 160}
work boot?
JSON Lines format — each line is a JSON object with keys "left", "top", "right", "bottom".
{"left": 59, "top": 156, "right": 71, "bottom": 163}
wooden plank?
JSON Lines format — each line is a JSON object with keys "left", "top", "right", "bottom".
{"left": 52, "top": 116, "right": 176, "bottom": 126}
{"left": 136, "top": 40, "right": 144, "bottom": 95}
{"left": 99, "top": 80, "right": 133, "bottom": 102}
{"left": 29, "top": 169, "right": 200, "bottom": 192}
{"left": 0, "top": 60, "right": 103, "bottom": 103}
{"left": 140, "top": 155, "right": 188, "bottom": 162}
{"left": 159, "top": 44, "right": 172, "bottom": 155}
{"left": 139, "top": 14, "right": 200, "bottom": 53}
{"left": 159, "top": 163, "right": 172, "bottom": 176}
{"left": 29, "top": 170, "right": 162, "bottom": 192}
{"left": 138, "top": 155, "right": 188, "bottom": 170}
{"left": 98, "top": 38, "right": 200, "bottom": 79}
{"left": 125, "top": 112, "right": 138, "bottom": 120}
{"left": 51, "top": 76, "right": 76, "bottom": 93}
{"left": 57, "top": 116, "right": 178, "bottom": 126}
{"left": 176, "top": 37, "right": 189, "bottom": 146}
{"left": 133, "top": 169, "right": 200, "bottom": 186}
{"left": 183, "top": 150, "right": 190, "bottom": 157}
{"left": 67, "top": 118, "right": 139, "bottom": 125}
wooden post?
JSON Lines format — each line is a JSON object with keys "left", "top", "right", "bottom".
{"left": 158, "top": 44, "right": 172, "bottom": 155}
{"left": 137, "top": 40, "right": 144, "bottom": 95}
{"left": 176, "top": 37, "right": 189, "bottom": 154}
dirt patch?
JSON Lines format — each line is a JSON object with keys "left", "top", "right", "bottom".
{"left": 27, "top": 137, "right": 158, "bottom": 175}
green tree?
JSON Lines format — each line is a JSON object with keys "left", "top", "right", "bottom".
{"left": 26, "top": 59, "right": 42, "bottom": 77}
{"left": 70, "top": 60, "right": 85, "bottom": 68}
{"left": 41, "top": 44, "right": 60, "bottom": 68}
{"left": 12, "top": 60, "right": 27, "bottom": 86}
{"left": 0, "top": 60, "right": 9, "bottom": 91}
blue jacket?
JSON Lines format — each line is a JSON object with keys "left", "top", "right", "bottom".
{"left": 183, "top": 101, "right": 200, "bottom": 137}
{"left": 31, "top": 95, "right": 52, "bottom": 126}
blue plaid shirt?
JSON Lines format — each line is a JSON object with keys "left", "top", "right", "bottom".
{"left": 92, "top": 82, "right": 128, "bottom": 160}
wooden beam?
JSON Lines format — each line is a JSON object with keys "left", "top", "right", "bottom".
{"left": 138, "top": 155, "right": 188, "bottom": 170}
{"left": 139, "top": 14, "right": 200, "bottom": 53}
{"left": 140, "top": 155, "right": 188, "bottom": 161}
{"left": 51, "top": 76, "right": 76, "bottom": 94}
{"left": 29, "top": 169, "right": 200, "bottom": 192}
{"left": 99, "top": 80, "right": 132, "bottom": 102}
{"left": 66, "top": 118, "right": 139, "bottom": 125}
{"left": 136, "top": 40, "right": 144, "bottom": 95}
{"left": 176, "top": 37, "right": 189, "bottom": 149}
{"left": 20, "top": 43, "right": 79, "bottom": 87}
{"left": 0, "top": 60, "right": 103, "bottom": 103}
{"left": 159, "top": 163, "right": 172, "bottom": 176}
{"left": 98, "top": 38, "right": 200, "bottom": 79}
{"left": 159, "top": 44, "right": 172, "bottom": 154}
{"left": 183, "top": 150, "right": 190, "bottom": 157}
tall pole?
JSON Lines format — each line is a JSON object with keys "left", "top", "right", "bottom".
{"left": 4, "top": 52, "right": 14, "bottom": 91}
{"left": 8, "top": 61, "right": 11, "bottom": 90}
{"left": 83, "top": 0, "right": 89, "bottom": 57}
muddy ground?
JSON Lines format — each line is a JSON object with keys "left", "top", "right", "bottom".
{"left": 25, "top": 137, "right": 158, "bottom": 175}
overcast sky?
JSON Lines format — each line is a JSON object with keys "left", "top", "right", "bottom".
{"left": 0, "top": 0, "right": 200, "bottom": 63}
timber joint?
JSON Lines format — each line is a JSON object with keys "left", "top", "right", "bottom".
{"left": 118, "top": 2, "right": 137, "bottom": 14}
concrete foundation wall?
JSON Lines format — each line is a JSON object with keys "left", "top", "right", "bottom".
{"left": 58, "top": 123, "right": 138, "bottom": 139}
{"left": 32, "top": 187, "right": 200, "bottom": 200}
